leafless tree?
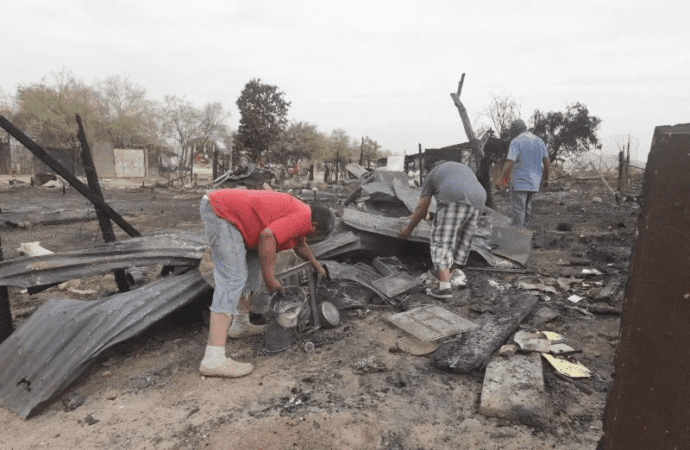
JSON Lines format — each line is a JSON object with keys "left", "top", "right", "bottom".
{"left": 481, "top": 92, "right": 522, "bottom": 142}
{"left": 95, "top": 75, "right": 148, "bottom": 147}
{"left": 161, "top": 95, "right": 201, "bottom": 174}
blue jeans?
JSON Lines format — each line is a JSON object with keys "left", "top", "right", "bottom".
{"left": 510, "top": 190, "right": 535, "bottom": 228}
{"left": 199, "top": 197, "right": 260, "bottom": 316}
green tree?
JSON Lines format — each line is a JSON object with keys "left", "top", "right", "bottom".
{"left": 530, "top": 102, "right": 601, "bottom": 163}
{"left": 274, "top": 121, "right": 324, "bottom": 164}
{"left": 235, "top": 78, "right": 290, "bottom": 162}
{"left": 325, "top": 129, "right": 352, "bottom": 162}
{"left": 357, "top": 136, "right": 381, "bottom": 166}
{"left": 13, "top": 70, "right": 106, "bottom": 154}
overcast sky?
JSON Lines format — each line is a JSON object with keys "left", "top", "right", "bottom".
{"left": 3, "top": 0, "right": 688, "bottom": 161}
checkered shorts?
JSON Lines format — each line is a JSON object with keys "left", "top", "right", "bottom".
{"left": 429, "top": 202, "right": 479, "bottom": 270}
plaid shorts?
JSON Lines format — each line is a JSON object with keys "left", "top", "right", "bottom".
{"left": 430, "top": 202, "right": 479, "bottom": 270}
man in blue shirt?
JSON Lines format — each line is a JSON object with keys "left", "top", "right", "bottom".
{"left": 496, "top": 119, "right": 550, "bottom": 228}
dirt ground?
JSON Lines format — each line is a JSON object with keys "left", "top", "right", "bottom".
{"left": 0, "top": 169, "right": 642, "bottom": 450}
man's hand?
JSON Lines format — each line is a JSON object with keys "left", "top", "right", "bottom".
{"left": 495, "top": 178, "right": 508, "bottom": 191}
{"left": 313, "top": 263, "right": 327, "bottom": 278}
{"left": 399, "top": 225, "right": 413, "bottom": 240}
{"left": 265, "top": 277, "right": 283, "bottom": 294}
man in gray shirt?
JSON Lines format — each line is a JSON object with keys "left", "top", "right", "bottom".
{"left": 400, "top": 159, "right": 486, "bottom": 299}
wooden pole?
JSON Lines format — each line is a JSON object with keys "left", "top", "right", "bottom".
{"left": 618, "top": 150, "right": 624, "bottom": 192}
{"left": 589, "top": 161, "right": 617, "bottom": 197}
{"left": 449, "top": 74, "right": 485, "bottom": 171}
{"left": 76, "top": 114, "right": 130, "bottom": 293}
{"left": 359, "top": 137, "right": 364, "bottom": 166}
{"left": 335, "top": 151, "right": 340, "bottom": 183}
{"left": 212, "top": 146, "right": 218, "bottom": 181}
{"left": 0, "top": 114, "right": 140, "bottom": 238}
{"left": 625, "top": 138, "right": 631, "bottom": 187}
{"left": 418, "top": 143, "right": 423, "bottom": 186}
{"left": 0, "top": 234, "right": 13, "bottom": 344}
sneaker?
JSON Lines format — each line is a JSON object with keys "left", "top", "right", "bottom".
{"left": 426, "top": 286, "right": 452, "bottom": 300}
{"left": 199, "top": 357, "right": 254, "bottom": 378}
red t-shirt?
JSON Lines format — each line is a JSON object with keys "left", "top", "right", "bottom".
{"left": 207, "top": 189, "right": 312, "bottom": 251}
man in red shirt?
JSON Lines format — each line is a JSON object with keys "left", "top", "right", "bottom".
{"left": 199, "top": 189, "right": 334, "bottom": 378}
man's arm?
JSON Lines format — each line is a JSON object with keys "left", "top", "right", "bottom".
{"left": 541, "top": 157, "right": 550, "bottom": 189}
{"left": 294, "top": 237, "right": 326, "bottom": 277}
{"left": 257, "top": 228, "right": 282, "bottom": 293}
{"left": 400, "top": 196, "right": 432, "bottom": 240}
{"left": 496, "top": 160, "right": 514, "bottom": 190}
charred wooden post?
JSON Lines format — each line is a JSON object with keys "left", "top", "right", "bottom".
{"left": 599, "top": 124, "right": 690, "bottom": 450}
{"left": 418, "top": 143, "right": 422, "bottom": 187}
{"left": 0, "top": 234, "right": 13, "bottom": 344}
{"left": 0, "top": 114, "right": 140, "bottom": 238}
{"left": 618, "top": 150, "right": 625, "bottom": 192}
{"left": 212, "top": 148, "right": 218, "bottom": 181}
{"left": 335, "top": 151, "right": 339, "bottom": 183}
{"left": 76, "top": 114, "right": 129, "bottom": 293}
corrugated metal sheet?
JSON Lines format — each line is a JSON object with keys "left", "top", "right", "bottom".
{"left": 0, "top": 232, "right": 206, "bottom": 288}
{"left": 0, "top": 270, "right": 210, "bottom": 419}
{"left": 114, "top": 148, "right": 146, "bottom": 178}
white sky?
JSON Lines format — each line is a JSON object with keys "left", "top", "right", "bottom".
{"left": 3, "top": 0, "right": 689, "bottom": 161}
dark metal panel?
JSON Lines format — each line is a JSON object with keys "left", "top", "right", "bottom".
{"left": 0, "top": 270, "right": 210, "bottom": 419}
{"left": 0, "top": 232, "right": 206, "bottom": 288}
{"left": 600, "top": 124, "right": 690, "bottom": 450}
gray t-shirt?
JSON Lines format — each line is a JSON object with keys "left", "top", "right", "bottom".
{"left": 507, "top": 131, "right": 549, "bottom": 191}
{"left": 421, "top": 161, "right": 487, "bottom": 209}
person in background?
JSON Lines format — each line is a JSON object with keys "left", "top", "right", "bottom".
{"left": 496, "top": 119, "right": 549, "bottom": 228}
{"left": 399, "top": 158, "right": 487, "bottom": 300}
{"left": 199, "top": 189, "right": 334, "bottom": 378}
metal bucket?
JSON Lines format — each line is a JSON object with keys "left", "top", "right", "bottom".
{"left": 318, "top": 301, "right": 340, "bottom": 328}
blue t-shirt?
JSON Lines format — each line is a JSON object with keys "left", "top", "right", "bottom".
{"left": 507, "top": 132, "right": 548, "bottom": 191}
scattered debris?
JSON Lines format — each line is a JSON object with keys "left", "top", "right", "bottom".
{"left": 387, "top": 305, "right": 479, "bottom": 342}
{"left": 498, "top": 344, "right": 519, "bottom": 357}
{"left": 541, "top": 353, "right": 592, "bottom": 378}
{"left": 352, "top": 356, "right": 387, "bottom": 373}
{"left": 433, "top": 292, "right": 539, "bottom": 373}
{"left": 16, "top": 242, "right": 54, "bottom": 257}
{"left": 370, "top": 272, "right": 421, "bottom": 298}
{"left": 567, "top": 294, "right": 584, "bottom": 303}
{"left": 396, "top": 336, "right": 438, "bottom": 356}
{"left": 513, "top": 331, "right": 551, "bottom": 353}
{"left": 479, "top": 353, "right": 549, "bottom": 427}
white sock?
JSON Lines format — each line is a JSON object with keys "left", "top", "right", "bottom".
{"left": 201, "top": 345, "right": 226, "bottom": 368}
{"left": 440, "top": 282, "right": 451, "bottom": 290}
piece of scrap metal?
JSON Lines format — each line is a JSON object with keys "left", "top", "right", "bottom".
{"left": 387, "top": 305, "right": 479, "bottom": 342}
{"left": 370, "top": 272, "right": 421, "bottom": 298}
{"left": 0, "top": 270, "right": 210, "bottom": 419}
{"left": 0, "top": 232, "right": 206, "bottom": 289}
